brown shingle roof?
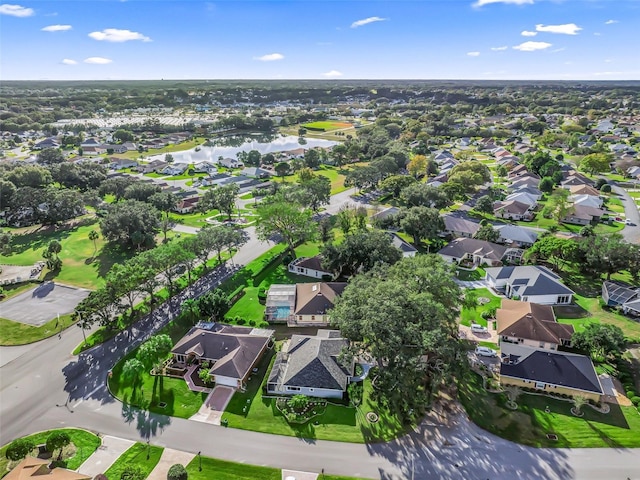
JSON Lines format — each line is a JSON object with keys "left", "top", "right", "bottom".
{"left": 5, "top": 457, "right": 90, "bottom": 480}
{"left": 294, "top": 282, "right": 347, "bottom": 316}
{"left": 497, "top": 299, "right": 573, "bottom": 344}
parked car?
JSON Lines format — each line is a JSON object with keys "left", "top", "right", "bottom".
{"left": 471, "top": 323, "right": 488, "bottom": 334}
{"left": 475, "top": 346, "right": 498, "bottom": 357}
{"left": 625, "top": 219, "right": 633, "bottom": 226}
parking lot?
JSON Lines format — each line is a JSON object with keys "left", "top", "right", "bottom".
{"left": 0, "top": 282, "right": 90, "bottom": 326}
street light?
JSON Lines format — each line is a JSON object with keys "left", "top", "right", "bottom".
{"left": 146, "top": 440, "right": 150, "bottom": 460}
{"left": 198, "top": 451, "right": 202, "bottom": 471}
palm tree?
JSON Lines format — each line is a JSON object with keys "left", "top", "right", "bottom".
{"left": 88, "top": 230, "right": 99, "bottom": 258}
{"left": 572, "top": 395, "right": 587, "bottom": 416}
{"left": 122, "top": 358, "right": 145, "bottom": 391}
{"left": 181, "top": 298, "right": 201, "bottom": 325}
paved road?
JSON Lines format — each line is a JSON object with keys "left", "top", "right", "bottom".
{"left": 612, "top": 184, "right": 640, "bottom": 244}
{"left": 1, "top": 187, "right": 640, "bottom": 479}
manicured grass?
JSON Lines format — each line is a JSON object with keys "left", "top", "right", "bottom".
{"left": 0, "top": 217, "right": 132, "bottom": 289}
{"left": 110, "top": 139, "right": 205, "bottom": 160}
{"left": 108, "top": 316, "right": 209, "bottom": 418}
{"left": 0, "top": 428, "right": 101, "bottom": 476}
{"left": 556, "top": 294, "right": 640, "bottom": 341}
{"left": 185, "top": 456, "right": 280, "bottom": 480}
{"left": 302, "top": 121, "right": 353, "bottom": 131}
{"left": 280, "top": 166, "right": 348, "bottom": 195}
{"left": 460, "top": 287, "right": 501, "bottom": 327}
{"left": 0, "top": 281, "right": 38, "bottom": 301}
{"left": 169, "top": 208, "right": 220, "bottom": 229}
{"left": 224, "top": 243, "right": 321, "bottom": 323}
{"left": 455, "top": 267, "right": 485, "bottom": 281}
{"left": 222, "top": 352, "right": 407, "bottom": 443}
{"left": 459, "top": 369, "right": 640, "bottom": 447}
{"left": 104, "top": 442, "right": 163, "bottom": 480}
{"left": 0, "top": 313, "right": 75, "bottom": 346}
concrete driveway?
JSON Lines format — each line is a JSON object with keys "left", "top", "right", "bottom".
{"left": 190, "top": 385, "right": 236, "bottom": 425}
{"left": 0, "top": 282, "right": 90, "bottom": 326}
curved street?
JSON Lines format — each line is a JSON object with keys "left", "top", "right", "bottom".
{"left": 1, "top": 188, "right": 640, "bottom": 479}
{"left": 612, "top": 184, "right": 640, "bottom": 244}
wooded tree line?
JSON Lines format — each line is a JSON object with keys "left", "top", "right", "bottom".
{"left": 75, "top": 225, "right": 248, "bottom": 332}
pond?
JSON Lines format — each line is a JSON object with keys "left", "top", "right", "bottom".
{"left": 151, "top": 134, "right": 338, "bottom": 164}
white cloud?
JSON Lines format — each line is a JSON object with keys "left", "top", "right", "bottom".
{"left": 323, "top": 70, "right": 343, "bottom": 78}
{"left": 467, "top": 51, "right": 481, "bottom": 57}
{"left": 491, "top": 46, "right": 508, "bottom": 51}
{"left": 61, "top": 58, "right": 77, "bottom": 65}
{"left": 0, "top": 4, "right": 34, "bottom": 17}
{"left": 521, "top": 30, "right": 537, "bottom": 37}
{"left": 89, "top": 28, "right": 151, "bottom": 42}
{"left": 84, "top": 57, "right": 112, "bottom": 64}
{"left": 351, "top": 16, "right": 387, "bottom": 28}
{"left": 513, "top": 41, "right": 552, "bottom": 51}
{"left": 605, "top": 20, "right": 618, "bottom": 25}
{"left": 42, "top": 24, "right": 71, "bottom": 32}
{"left": 535, "top": 23, "right": 582, "bottom": 35}
{"left": 473, "top": 0, "right": 533, "bottom": 7}
{"left": 254, "top": 53, "right": 284, "bottom": 62}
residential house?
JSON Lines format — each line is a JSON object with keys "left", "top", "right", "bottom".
{"left": 389, "top": 232, "right": 418, "bottom": 257}
{"left": 138, "top": 159, "right": 168, "bottom": 173}
{"left": 493, "top": 200, "right": 534, "bottom": 221}
{"left": 601, "top": 281, "right": 640, "bottom": 317}
{"left": 218, "top": 157, "right": 243, "bottom": 169}
{"left": 485, "top": 265, "right": 575, "bottom": 305}
{"left": 288, "top": 255, "right": 334, "bottom": 279}
{"left": 173, "top": 197, "right": 200, "bottom": 214}
{"left": 569, "top": 184, "right": 601, "bottom": 197}
{"left": 497, "top": 156, "right": 520, "bottom": 170}
{"left": 267, "top": 330, "right": 354, "bottom": 399}
{"left": 80, "top": 137, "right": 101, "bottom": 148}
{"left": 570, "top": 194, "right": 603, "bottom": 209}
{"left": 241, "top": 167, "right": 272, "bottom": 179}
{"left": 194, "top": 161, "right": 218, "bottom": 174}
{"left": 509, "top": 174, "right": 541, "bottom": 190}
{"left": 437, "top": 237, "right": 522, "bottom": 267}
{"left": 103, "top": 144, "right": 128, "bottom": 154}
{"left": 494, "top": 224, "right": 538, "bottom": 248}
{"left": 171, "top": 323, "right": 274, "bottom": 391}
{"left": 441, "top": 215, "right": 481, "bottom": 238}
{"left": 562, "top": 204, "right": 604, "bottom": 226}
{"left": 265, "top": 282, "right": 347, "bottom": 326}
{"left": 504, "top": 191, "right": 539, "bottom": 208}
{"left": 508, "top": 164, "right": 530, "bottom": 180}
{"left": 33, "top": 137, "right": 59, "bottom": 149}
{"left": 508, "top": 186, "right": 543, "bottom": 200}
{"left": 371, "top": 206, "right": 400, "bottom": 224}
{"left": 497, "top": 300, "right": 601, "bottom": 401}
{"left": 5, "top": 456, "right": 90, "bottom": 480}
{"left": 497, "top": 299, "right": 573, "bottom": 351}
{"left": 121, "top": 141, "right": 137, "bottom": 151}
{"left": 162, "top": 163, "right": 189, "bottom": 176}
{"left": 109, "top": 158, "right": 139, "bottom": 170}
{"left": 82, "top": 145, "right": 107, "bottom": 156}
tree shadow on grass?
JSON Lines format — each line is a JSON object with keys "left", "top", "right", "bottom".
{"left": 90, "top": 242, "right": 135, "bottom": 279}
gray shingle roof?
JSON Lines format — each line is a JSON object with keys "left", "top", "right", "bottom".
{"left": 500, "top": 350, "right": 602, "bottom": 394}
{"left": 294, "top": 282, "right": 347, "bottom": 316}
{"left": 486, "top": 266, "right": 574, "bottom": 297}
{"left": 442, "top": 215, "right": 481, "bottom": 236}
{"left": 438, "top": 237, "right": 507, "bottom": 261}
{"left": 268, "top": 332, "right": 353, "bottom": 391}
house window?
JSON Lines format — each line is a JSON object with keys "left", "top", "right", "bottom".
{"left": 286, "top": 386, "right": 301, "bottom": 392}
{"left": 557, "top": 295, "right": 570, "bottom": 304}
{"left": 535, "top": 382, "right": 546, "bottom": 389}
{"left": 522, "top": 297, "right": 528, "bottom": 302}
{"left": 311, "top": 316, "right": 315, "bottom": 321}
{"left": 539, "top": 342, "right": 545, "bottom": 348}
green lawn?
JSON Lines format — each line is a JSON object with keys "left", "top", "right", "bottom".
{"left": 108, "top": 316, "right": 209, "bottom": 418}
{"left": 302, "top": 121, "right": 353, "bottom": 131}
{"left": 0, "top": 428, "right": 101, "bottom": 477}
{"left": 185, "top": 456, "right": 280, "bottom": 480}
{"left": 224, "top": 243, "right": 322, "bottom": 323}
{"left": 459, "top": 287, "right": 501, "bottom": 327}
{"left": 222, "top": 352, "right": 407, "bottom": 443}
{"left": 455, "top": 267, "right": 485, "bottom": 281}
{"left": 0, "top": 282, "right": 37, "bottom": 301}
{"left": 169, "top": 208, "right": 220, "bottom": 229}
{"left": 104, "top": 442, "right": 163, "bottom": 480}
{"left": 459, "top": 369, "right": 640, "bottom": 447}
{"left": 556, "top": 294, "right": 640, "bottom": 341}
{"left": 279, "top": 166, "right": 348, "bottom": 195}
{"left": 0, "top": 217, "right": 132, "bottom": 289}
{"left": 0, "top": 313, "right": 74, "bottom": 346}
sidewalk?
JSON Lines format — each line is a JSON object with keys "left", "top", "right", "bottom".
{"left": 146, "top": 448, "right": 196, "bottom": 480}
{"left": 77, "top": 435, "right": 135, "bottom": 478}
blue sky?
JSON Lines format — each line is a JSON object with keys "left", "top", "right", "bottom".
{"left": 1, "top": 0, "right": 638, "bottom": 80}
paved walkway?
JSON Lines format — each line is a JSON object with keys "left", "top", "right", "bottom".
{"left": 77, "top": 435, "right": 135, "bottom": 478}
{"left": 146, "top": 448, "right": 196, "bottom": 480}
{"left": 282, "top": 469, "right": 318, "bottom": 480}
{"left": 454, "top": 279, "right": 487, "bottom": 289}
{"left": 183, "top": 364, "right": 212, "bottom": 393}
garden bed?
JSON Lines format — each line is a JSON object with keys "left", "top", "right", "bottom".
{"left": 275, "top": 397, "right": 327, "bottom": 424}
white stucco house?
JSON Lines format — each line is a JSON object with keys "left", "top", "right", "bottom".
{"left": 485, "top": 265, "right": 575, "bottom": 305}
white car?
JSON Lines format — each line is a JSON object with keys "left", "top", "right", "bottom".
{"left": 470, "top": 323, "right": 488, "bottom": 334}
{"left": 625, "top": 219, "right": 633, "bottom": 226}
{"left": 475, "top": 346, "right": 498, "bottom": 357}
